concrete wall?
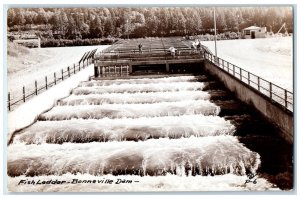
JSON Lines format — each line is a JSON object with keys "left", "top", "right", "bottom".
{"left": 204, "top": 61, "right": 293, "bottom": 144}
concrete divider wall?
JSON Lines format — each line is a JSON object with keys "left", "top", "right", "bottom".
{"left": 204, "top": 61, "right": 293, "bottom": 144}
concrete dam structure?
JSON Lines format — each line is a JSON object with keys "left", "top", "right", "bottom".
{"left": 8, "top": 37, "right": 293, "bottom": 191}
{"left": 94, "top": 37, "right": 293, "bottom": 144}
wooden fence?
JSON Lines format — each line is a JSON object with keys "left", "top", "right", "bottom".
{"left": 7, "top": 49, "right": 97, "bottom": 111}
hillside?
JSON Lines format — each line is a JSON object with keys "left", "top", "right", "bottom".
{"left": 7, "top": 44, "right": 109, "bottom": 102}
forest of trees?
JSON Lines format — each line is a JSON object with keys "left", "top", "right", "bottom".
{"left": 7, "top": 7, "right": 293, "bottom": 45}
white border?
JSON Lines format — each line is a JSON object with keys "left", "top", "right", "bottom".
{"left": 1, "top": 1, "right": 299, "bottom": 199}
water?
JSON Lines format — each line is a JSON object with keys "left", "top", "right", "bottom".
{"left": 8, "top": 75, "right": 290, "bottom": 191}
{"left": 12, "top": 116, "right": 235, "bottom": 144}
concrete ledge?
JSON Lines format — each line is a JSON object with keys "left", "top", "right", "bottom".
{"left": 95, "top": 59, "right": 204, "bottom": 67}
{"left": 8, "top": 65, "right": 94, "bottom": 144}
{"left": 204, "top": 61, "right": 293, "bottom": 144}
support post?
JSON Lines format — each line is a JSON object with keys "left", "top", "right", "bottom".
{"left": 227, "top": 62, "right": 229, "bottom": 72}
{"left": 166, "top": 62, "right": 170, "bottom": 72}
{"left": 248, "top": 72, "right": 250, "bottom": 85}
{"left": 68, "top": 66, "right": 70, "bottom": 77}
{"left": 35, "top": 80, "right": 37, "bottom": 95}
{"left": 269, "top": 82, "right": 272, "bottom": 99}
{"left": 8, "top": 92, "right": 10, "bottom": 111}
{"left": 62, "top": 69, "right": 64, "bottom": 81}
{"left": 129, "top": 63, "right": 132, "bottom": 74}
{"left": 233, "top": 65, "right": 235, "bottom": 76}
{"left": 23, "top": 86, "right": 25, "bottom": 102}
{"left": 100, "top": 66, "right": 103, "bottom": 76}
{"left": 74, "top": 64, "right": 76, "bottom": 74}
{"left": 45, "top": 76, "right": 48, "bottom": 89}
{"left": 222, "top": 60, "right": 224, "bottom": 69}
{"left": 240, "top": 68, "right": 242, "bottom": 80}
{"left": 54, "top": 72, "right": 56, "bottom": 85}
{"left": 285, "top": 89, "right": 288, "bottom": 108}
{"left": 94, "top": 66, "right": 99, "bottom": 78}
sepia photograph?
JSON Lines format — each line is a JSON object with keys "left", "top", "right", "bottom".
{"left": 4, "top": 3, "right": 294, "bottom": 194}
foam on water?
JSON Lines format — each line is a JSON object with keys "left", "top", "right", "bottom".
{"left": 8, "top": 136, "right": 260, "bottom": 177}
{"left": 79, "top": 75, "right": 198, "bottom": 87}
{"left": 13, "top": 115, "right": 235, "bottom": 144}
{"left": 58, "top": 91, "right": 211, "bottom": 106}
{"left": 39, "top": 100, "right": 220, "bottom": 120}
{"left": 8, "top": 74, "right": 276, "bottom": 191}
{"left": 72, "top": 82, "right": 205, "bottom": 95}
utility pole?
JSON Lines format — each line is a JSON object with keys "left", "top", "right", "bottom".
{"left": 214, "top": 7, "right": 218, "bottom": 59}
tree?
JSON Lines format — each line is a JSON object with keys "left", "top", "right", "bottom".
{"left": 145, "top": 9, "right": 158, "bottom": 36}
{"left": 13, "top": 8, "right": 26, "bottom": 26}
{"left": 104, "top": 19, "right": 114, "bottom": 36}
{"left": 201, "top": 9, "right": 213, "bottom": 33}
{"left": 66, "top": 15, "right": 76, "bottom": 38}
{"left": 185, "top": 9, "right": 202, "bottom": 34}
{"left": 7, "top": 9, "right": 16, "bottom": 26}
{"left": 24, "top": 11, "right": 34, "bottom": 25}
{"left": 59, "top": 11, "right": 68, "bottom": 37}
{"left": 216, "top": 11, "right": 227, "bottom": 32}
{"left": 49, "top": 13, "right": 60, "bottom": 32}
{"left": 90, "top": 16, "right": 103, "bottom": 38}
{"left": 36, "top": 8, "right": 48, "bottom": 24}
{"left": 225, "top": 9, "right": 238, "bottom": 32}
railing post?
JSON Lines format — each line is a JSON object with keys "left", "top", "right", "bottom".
{"left": 285, "top": 89, "right": 288, "bottom": 108}
{"left": 8, "top": 92, "right": 10, "bottom": 111}
{"left": 35, "top": 80, "right": 37, "bottom": 95}
{"left": 68, "top": 66, "right": 70, "bottom": 77}
{"left": 54, "top": 72, "right": 56, "bottom": 85}
{"left": 233, "top": 65, "right": 235, "bottom": 76}
{"left": 227, "top": 62, "right": 229, "bottom": 72}
{"left": 248, "top": 72, "right": 250, "bottom": 85}
{"left": 269, "top": 82, "right": 272, "bottom": 99}
{"left": 258, "top": 77, "right": 260, "bottom": 91}
{"left": 45, "top": 76, "right": 48, "bottom": 90}
{"left": 61, "top": 69, "right": 64, "bottom": 81}
{"left": 222, "top": 60, "right": 224, "bottom": 69}
{"left": 79, "top": 63, "right": 81, "bottom": 71}
{"left": 74, "top": 63, "right": 76, "bottom": 74}
{"left": 240, "top": 68, "right": 242, "bottom": 80}
{"left": 23, "top": 86, "right": 25, "bottom": 102}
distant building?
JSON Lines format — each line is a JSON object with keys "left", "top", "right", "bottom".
{"left": 242, "top": 26, "right": 267, "bottom": 39}
{"left": 11, "top": 34, "right": 41, "bottom": 48}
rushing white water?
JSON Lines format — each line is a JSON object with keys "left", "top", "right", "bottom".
{"left": 8, "top": 136, "right": 260, "bottom": 177}
{"left": 72, "top": 82, "right": 205, "bottom": 95}
{"left": 58, "top": 91, "right": 211, "bottom": 106}
{"left": 13, "top": 115, "right": 235, "bottom": 144}
{"left": 79, "top": 75, "right": 200, "bottom": 87}
{"left": 39, "top": 100, "right": 220, "bottom": 120}
{"left": 8, "top": 74, "right": 278, "bottom": 191}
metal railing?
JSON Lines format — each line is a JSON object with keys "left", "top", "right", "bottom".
{"left": 95, "top": 47, "right": 204, "bottom": 63}
{"left": 7, "top": 49, "right": 97, "bottom": 111}
{"left": 204, "top": 52, "right": 293, "bottom": 112}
